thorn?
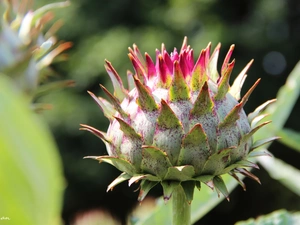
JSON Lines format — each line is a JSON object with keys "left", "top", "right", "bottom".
{"left": 180, "top": 36, "right": 188, "bottom": 53}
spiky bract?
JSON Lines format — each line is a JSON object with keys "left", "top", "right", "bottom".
{"left": 82, "top": 37, "right": 277, "bottom": 202}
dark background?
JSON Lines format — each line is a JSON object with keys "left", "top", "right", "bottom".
{"left": 35, "top": 0, "right": 300, "bottom": 224}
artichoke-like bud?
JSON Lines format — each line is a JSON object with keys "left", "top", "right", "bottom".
{"left": 82, "top": 37, "right": 277, "bottom": 202}
{"left": 0, "top": 0, "right": 73, "bottom": 110}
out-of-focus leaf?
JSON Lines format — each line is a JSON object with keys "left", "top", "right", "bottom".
{"left": 135, "top": 174, "right": 237, "bottom": 225}
{"left": 277, "top": 128, "right": 300, "bottom": 152}
{"left": 258, "top": 156, "right": 300, "bottom": 196}
{"left": 0, "top": 1, "right": 71, "bottom": 107}
{"left": 0, "top": 75, "right": 64, "bottom": 225}
{"left": 32, "top": 1, "right": 71, "bottom": 25}
{"left": 235, "top": 209, "right": 300, "bottom": 225}
{"left": 266, "top": 61, "right": 300, "bottom": 131}
{"left": 254, "top": 61, "right": 300, "bottom": 143}
{"left": 253, "top": 60, "right": 300, "bottom": 143}
{"left": 33, "top": 79, "right": 75, "bottom": 99}
{"left": 254, "top": 61, "right": 300, "bottom": 196}
{"left": 191, "top": 174, "right": 237, "bottom": 223}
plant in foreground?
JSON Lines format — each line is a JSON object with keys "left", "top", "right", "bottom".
{"left": 81, "top": 37, "right": 277, "bottom": 224}
{"left": 0, "top": 0, "right": 73, "bottom": 111}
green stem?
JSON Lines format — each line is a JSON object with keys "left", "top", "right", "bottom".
{"left": 172, "top": 185, "right": 191, "bottom": 225}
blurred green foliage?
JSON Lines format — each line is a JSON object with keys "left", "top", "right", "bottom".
{"left": 0, "top": 0, "right": 72, "bottom": 110}
{"left": 235, "top": 210, "right": 300, "bottom": 225}
{"left": 0, "top": 75, "right": 64, "bottom": 225}
{"left": 29, "top": 0, "right": 300, "bottom": 224}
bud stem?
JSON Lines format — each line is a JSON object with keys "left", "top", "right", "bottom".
{"left": 172, "top": 185, "right": 191, "bottom": 225}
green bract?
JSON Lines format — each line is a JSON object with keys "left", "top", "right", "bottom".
{"left": 82, "top": 37, "right": 277, "bottom": 202}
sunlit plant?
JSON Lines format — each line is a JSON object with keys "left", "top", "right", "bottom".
{"left": 2, "top": 1, "right": 300, "bottom": 225}
{"left": 81, "top": 37, "right": 277, "bottom": 224}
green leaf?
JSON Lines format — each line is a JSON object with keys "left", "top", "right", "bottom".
{"left": 277, "top": 128, "right": 300, "bottom": 153}
{"left": 0, "top": 75, "right": 64, "bottom": 225}
{"left": 248, "top": 149, "right": 272, "bottom": 158}
{"left": 254, "top": 61, "right": 300, "bottom": 143}
{"left": 266, "top": 61, "right": 300, "bottom": 131}
{"left": 253, "top": 61, "right": 300, "bottom": 196}
{"left": 33, "top": 80, "right": 75, "bottom": 99}
{"left": 191, "top": 174, "right": 237, "bottom": 223}
{"left": 251, "top": 137, "right": 280, "bottom": 151}
{"left": 258, "top": 156, "right": 300, "bottom": 196}
{"left": 135, "top": 196, "right": 173, "bottom": 225}
{"left": 235, "top": 209, "right": 300, "bottom": 225}
{"left": 32, "top": 1, "right": 71, "bottom": 25}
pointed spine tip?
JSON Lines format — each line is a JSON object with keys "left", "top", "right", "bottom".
{"left": 87, "top": 90, "right": 115, "bottom": 120}
{"left": 80, "top": 124, "right": 111, "bottom": 143}
{"left": 229, "top": 59, "right": 254, "bottom": 100}
{"left": 236, "top": 168, "right": 261, "bottom": 184}
{"left": 248, "top": 99, "right": 277, "bottom": 122}
{"left": 182, "top": 123, "right": 208, "bottom": 148}
{"left": 100, "top": 84, "right": 128, "bottom": 118}
{"left": 208, "top": 43, "right": 221, "bottom": 82}
{"left": 104, "top": 60, "right": 128, "bottom": 100}
{"left": 83, "top": 156, "right": 101, "bottom": 160}
{"left": 215, "top": 43, "right": 221, "bottom": 51}
{"left": 87, "top": 90, "right": 93, "bottom": 96}
{"left": 191, "top": 81, "right": 213, "bottom": 116}
{"left": 229, "top": 172, "right": 246, "bottom": 191}
{"left": 221, "top": 44, "right": 235, "bottom": 76}
{"left": 157, "top": 99, "right": 182, "bottom": 129}
{"left": 133, "top": 75, "right": 158, "bottom": 111}
{"left": 163, "top": 50, "right": 173, "bottom": 73}
{"left": 128, "top": 46, "right": 134, "bottom": 56}
{"left": 157, "top": 54, "right": 171, "bottom": 87}
{"left": 127, "top": 70, "right": 135, "bottom": 91}
{"left": 163, "top": 195, "right": 171, "bottom": 204}
{"left": 240, "top": 78, "right": 261, "bottom": 107}
{"left": 215, "top": 59, "right": 235, "bottom": 100}
{"left": 219, "top": 102, "right": 243, "bottom": 128}
{"left": 128, "top": 52, "right": 147, "bottom": 83}
{"left": 180, "top": 36, "right": 188, "bottom": 53}
{"left": 114, "top": 116, "right": 141, "bottom": 139}
{"left": 145, "top": 52, "right": 156, "bottom": 79}
{"left": 169, "top": 60, "right": 190, "bottom": 101}
{"left": 191, "top": 49, "right": 208, "bottom": 91}
{"left": 206, "top": 42, "right": 212, "bottom": 56}
{"left": 161, "top": 43, "right": 166, "bottom": 53}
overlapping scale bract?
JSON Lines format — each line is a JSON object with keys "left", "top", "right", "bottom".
{"left": 82, "top": 37, "right": 277, "bottom": 202}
